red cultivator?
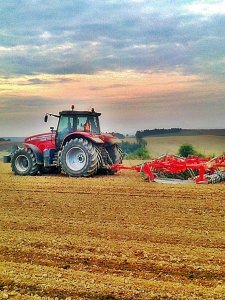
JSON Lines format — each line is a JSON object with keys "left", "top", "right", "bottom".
{"left": 111, "top": 155, "right": 225, "bottom": 184}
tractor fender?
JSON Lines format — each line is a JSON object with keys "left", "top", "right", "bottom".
{"left": 62, "top": 133, "right": 103, "bottom": 146}
{"left": 24, "top": 143, "right": 44, "bottom": 165}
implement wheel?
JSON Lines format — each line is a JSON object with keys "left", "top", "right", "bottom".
{"left": 11, "top": 148, "right": 39, "bottom": 176}
{"left": 61, "top": 138, "right": 98, "bottom": 177}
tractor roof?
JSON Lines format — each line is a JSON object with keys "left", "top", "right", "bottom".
{"left": 59, "top": 110, "right": 101, "bottom": 117}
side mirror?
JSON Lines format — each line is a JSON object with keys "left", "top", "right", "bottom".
{"left": 44, "top": 114, "right": 48, "bottom": 122}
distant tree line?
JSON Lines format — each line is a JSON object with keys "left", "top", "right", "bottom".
{"left": 120, "top": 138, "right": 150, "bottom": 160}
{"left": 120, "top": 141, "right": 141, "bottom": 153}
{"left": 0, "top": 138, "right": 10, "bottom": 142}
{"left": 114, "top": 132, "right": 125, "bottom": 139}
{"left": 136, "top": 128, "right": 182, "bottom": 139}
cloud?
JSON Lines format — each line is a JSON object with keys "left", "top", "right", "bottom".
{"left": 89, "top": 84, "right": 130, "bottom": 91}
{"left": 0, "top": 0, "right": 225, "bottom": 78}
{"left": 183, "top": 1, "right": 225, "bottom": 17}
{"left": 0, "top": 96, "right": 57, "bottom": 113}
{"left": 24, "top": 77, "right": 75, "bottom": 85}
{"left": 1, "top": 1, "right": 225, "bottom": 134}
{"left": 27, "top": 78, "right": 52, "bottom": 85}
{"left": 0, "top": 94, "right": 92, "bottom": 114}
{"left": 0, "top": 76, "right": 225, "bottom": 136}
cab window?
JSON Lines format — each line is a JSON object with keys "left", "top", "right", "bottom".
{"left": 57, "top": 115, "right": 100, "bottom": 135}
{"left": 77, "top": 116, "right": 88, "bottom": 131}
{"left": 58, "top": 116, "right": 73, "bottom": 136}
{"left": 90, "top": 116, "right": 100, "bottom": 134}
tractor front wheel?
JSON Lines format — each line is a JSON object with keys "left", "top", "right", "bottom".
{"left": 11, "top": 148, "right": 39, "bottom": 176}
{"left": 61, "top": 138, "right": 98, "bottom": 177}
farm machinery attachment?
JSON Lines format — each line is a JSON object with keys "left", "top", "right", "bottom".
{"left": 110, "top": 155, "right": 225, "bottom": 184}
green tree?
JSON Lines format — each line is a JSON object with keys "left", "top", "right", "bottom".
{"left": 178, "top": 144, "right": 196, "bottom": 157}
{"left": 127, "top": 146, "right": 150, "bottom": 160}
{"left": 135, "top": 134, "right": 147, "bottom": 147}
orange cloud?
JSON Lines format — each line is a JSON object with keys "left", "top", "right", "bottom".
{"left": 0, "top": 70, "right": 206, "bottom": 101}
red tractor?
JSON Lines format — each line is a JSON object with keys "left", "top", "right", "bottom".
{"left": 4, "top": 106, "right": 123, "bottom": 177}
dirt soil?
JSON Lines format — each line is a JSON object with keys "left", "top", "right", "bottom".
{"left": 0, "top": 162, "right": 224, "bottom": 300}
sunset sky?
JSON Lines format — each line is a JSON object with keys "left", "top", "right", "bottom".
{"left": 0, "top": 0, "right": 225, "bottom": 136}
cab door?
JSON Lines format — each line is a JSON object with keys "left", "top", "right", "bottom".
{"left": 56, "top": 116, "right": 74, "bottom": 148}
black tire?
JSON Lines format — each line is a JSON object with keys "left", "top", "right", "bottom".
{"left": 61, "top": 138, "right": 98, "bottom": 177}
{"left": 107, "top": 144, "right": 123, "bottom": 164}
{"left": 11, "top": 148, "right": 39, "bottom": 176}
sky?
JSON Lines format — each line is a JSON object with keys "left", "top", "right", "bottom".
{"left": 0, "top": 0, "right": 225, "bottom": 136}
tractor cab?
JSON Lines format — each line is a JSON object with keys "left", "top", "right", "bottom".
{"left": 45, "top": 107, "right": 101, "bottom": 147}
{"left": 57, "top": 109, "right": 101, "bottom": 135}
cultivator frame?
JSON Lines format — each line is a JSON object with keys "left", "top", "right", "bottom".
{"left": 110, "top": 155, "right": 225, "bottom": 184}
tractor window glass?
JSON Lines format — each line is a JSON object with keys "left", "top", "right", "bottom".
{"left": 76, "top": 116, "right": 100, "bottom": 133}
{"left": 90, "top": 116, "right": 100, "bottom": 134}
{"left": 58, "top": 116, "right": 73, "bottom": 136}
{"left": 77, "top": 116, "right": 89, "bottom": 131}
{"left": 58, "top": 115, "right": 100, "bottom": 134}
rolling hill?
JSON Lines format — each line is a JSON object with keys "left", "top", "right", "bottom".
{"left": 125, "top": 134, "right": 225, "bottom": 157}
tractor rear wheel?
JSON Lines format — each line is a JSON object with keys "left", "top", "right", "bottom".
{"left": 104, "top": 144, "right": 123, "bottom": 175}
{"left": 11, "top": 148, "right": 39, "bottom": 176}
{"left": 61, "top": 138, "right": 98, "bottom": 177}
{"left": 107, "top": 144, "right": 123, "bottom": 164}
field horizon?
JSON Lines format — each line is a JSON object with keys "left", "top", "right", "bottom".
{"left": 1, "top": 128, "right": 225, "bottom": 139}
{"left": 1, "top": 129, "right": 225, "bottom": 160}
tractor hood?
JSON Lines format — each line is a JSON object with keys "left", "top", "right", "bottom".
{"left": 24, "top": 131, "right": 56, "bottom": 151}
{"left": 25, "top": 131, "right": 56, "bottom": 143}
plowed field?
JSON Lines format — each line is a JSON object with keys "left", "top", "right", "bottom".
{"left": 0, "top": 162, "right": 224, "bottom": 299}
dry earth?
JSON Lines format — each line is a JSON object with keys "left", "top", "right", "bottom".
{"left": 0, "top": 162, "right": 224, "bottom": 300}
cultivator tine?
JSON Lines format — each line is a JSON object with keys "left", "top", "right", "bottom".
{"left": 110, "top": 154, "right": 225, "bottom": 184}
